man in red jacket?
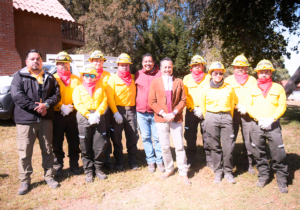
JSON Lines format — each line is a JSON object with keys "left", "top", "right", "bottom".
{"left": 135, "top": 53, "right": 164, "bottom": 173}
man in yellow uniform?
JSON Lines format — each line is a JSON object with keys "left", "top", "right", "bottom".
{"left": 88, "top": 50, "right": 114, "bottom": 170}
{"left": 52, "top": 52, "right": 81, "bottom": 177}
{"left": 225, "top": 54, "right": 257, "bottom": 174}
{"left": 183, "top": 55, "right": 212, "bottom": 168}
{"left": 107, "top": 53, "right": 139, "bottom": 171}
{"left": 246, "top": 60, "right": 288, "bottom": 193}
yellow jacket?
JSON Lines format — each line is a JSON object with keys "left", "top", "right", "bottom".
{"left": 245, "top": 83, "right": 286, "bottom": 120}
{"left": 106, "top": 73, "right": 136, "bottom": 113}
{"left": 72, "top": 83, "right": 107, "bottom": 118}
{"left": 96, "top": 70, "right": 111, "bottom": 90}
{"left": 53, "top": 74, "right": 81, "bottom": 111}
{"left": 200, "top": 82, "right": 236, "bottom": 118}
{"left": 183, "top": 73, "right": 211, "bottom": 111}
{"left": 225, "top": 75, "right": 256, "bottom": 106}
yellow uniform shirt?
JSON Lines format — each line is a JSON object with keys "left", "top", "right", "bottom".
{"left": 183, "top": 73, "right": 211, "bottom": 111}
{"left": 29, "top": 69, "right": 44, "bottom": 84}
{"left": 72, "top": 83, "right": 107, "bottom": 118}
{"left": 96, "top": 70, "right": 111, "bottom": 90}
{"left": 53, "top": 74, "right": 81, "bottom": 111}
{"left": 106, "top": 74, "right": 136, "bottom": 114}
{"left": 245, "top": 83, "right": 286, "bottom": 121}
{"left": 225, "top": 75, "right": 256, "bottom": 106}
{"left": 200, "top": 82, "right": 236, "bottom": 118}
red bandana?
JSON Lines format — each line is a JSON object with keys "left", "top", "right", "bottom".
{"left": 82, "top": 81, "right": 96, "bottom": 97}
{"left": 57, "top": 70, "right": 71, "bottom": 86}
{"left": 117, "top": 70, "right": 132, "bottom": 86}
{"left": 234, "top": 73, "right": 249, "bottom": 85}
{"left": 257, "top": 78, "right": 272, "bottom": 97}
{"left": 190, "top": 69, "right": 204, "bottom": 83}
{"left": 96, "top": 68, "right": 103, "bottom": 80}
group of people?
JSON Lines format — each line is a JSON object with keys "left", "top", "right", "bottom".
{"left": 11, "top": 49, "right": 289, "bottom": 195}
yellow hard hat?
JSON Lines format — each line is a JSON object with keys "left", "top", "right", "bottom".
{"left": 254, "top": 59, "right": 275, "bottom": 72}
{"left": 87, "top": 50, "right": 106, "bottom": 62}
{"left": 80, "top": 64, "right": 98, "bottom": 76}
{"left": 55, "top": 51, "right": 72, "bottom": 63}
{"left": 208, "top": 61, "right": 226, "bottom": 74}
{"left": 116, "top": 53, "right": 133, "bottom": 64}
{"left": 189, "top": 55, "right": 207, "bottom": 66}
{"left": 231, "top": 54, "right": 250, "bottom": 66}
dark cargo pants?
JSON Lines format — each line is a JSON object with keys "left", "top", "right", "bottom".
{"left": 184, "top": 109, "right": 212, "bottom": 164}
{"left": 205, "top": 112, "right": 235, "bottom": 175}
{"left": 53, "top": 111, "right": 80, "bottom": 169}
{"left": 104, "top": 108, "right": 113, "bottom": 164}
{"left": 111, "top": 106, "right": 139, "bottom": 165}
{"left": 250, "top": 120, "right": 288, "bottom": 183}
{"left": 76, "top": 112, "right": 107, "bottom": 174}
{"left": 233, "top": 110, "right": 254, "bottom": 164}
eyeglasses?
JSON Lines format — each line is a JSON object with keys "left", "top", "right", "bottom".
{"left": 212, "top": 72, "right": 224, "bottom": 76}
{"left": 84, "top": 74, "right": 96, "bottom": 79}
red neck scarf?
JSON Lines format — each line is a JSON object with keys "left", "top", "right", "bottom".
{"left": 57, "top": 70, "right": 71, "bottom": 86}
{"left": 190, "top": 69, "right": 204, "bottom": 83}
{"left": 96, "top": 68, "right": 103, "bottom": 80}
{"left": 82, "top": 81, "right": 96, "bottom": 97}
{"left": 257, "top": 78, "right": 272, "bottom": 97}
{"left": 117, "top": 70, "right": 132, "bottom": 86}
{"left": 234, "top": 73, "right": 249, "bottom": 85}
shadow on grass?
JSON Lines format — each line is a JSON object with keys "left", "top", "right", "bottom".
{"left": 0, "top": 174, "right": 9, "bottom": 178}
{"left": 0, "top": 119, "right": 15, "bottom": 127}
{"left": 286, "top": 153, "right": 300, "bottom": 186}
{"left": 280, "top": 105, "right": 300, "bottom": 125}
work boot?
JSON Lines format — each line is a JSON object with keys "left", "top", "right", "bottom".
{"left": 256, "top": 180, "right": 268, "bottom": 188}
{"left": 85, "top": 172, "right": 93, "bottom": 183}
{"left": 160, "top": 171, "right": 174, "bottom": 179}
{"left": 157, "top": 163, "right": 165, "bottom": 172}
{"left": 70, "top": 166, "right": 81, "bottom": 175}
{"left": 96, "top": 170, "right": 107, "bottom": 180}
{"left": 277, "top": 182, "right": 288, "bottom": 193}
{"left": 55, "top": 168, "right": 62, "bottom": 178}
{"left": 18, "top": 183, "right": 30, "bottom": 195}
{"left": 128, "top": 156, "right": 138, "bottom": 170}
{"left": 148, "top": 163, "right": 155, "bottom": 173}
{"left": 214, "top": 173, "right": 223, "bottom": 184}
{"left": 45, "top": 179, "right": 60, "bottom": 189}
{"left": 225, "top": 173, "right": 236, "bottom": 184}
{"left": 116, "top": 163, "right": 124, "bottom": 172}
{"left": 246, "top": 156, "right": 255, "bottom": 174}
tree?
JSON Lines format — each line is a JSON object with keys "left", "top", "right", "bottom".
{"left": 199, "top": 0, "right": 300, "bottom": 68}
{"left": 58, "top": 0, "right": 91, "bottom": 21}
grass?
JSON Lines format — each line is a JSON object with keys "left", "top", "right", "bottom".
{"left": 1, "top": 103, "right": 300, "bottom": 209}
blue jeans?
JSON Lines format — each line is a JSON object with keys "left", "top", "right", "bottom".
{"left": 137, "top": 112, "right": 163, "bottom": 164}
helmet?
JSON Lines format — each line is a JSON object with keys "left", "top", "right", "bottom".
{"left": 254, "top": 59, "right": 275, "bottom": 72}
{"left": 55, "top": 51, "right": 72, "bottom": 63}
{"left": 87, "top": 50, "right": 106, "bottom": 62}
{"left": 80, "top": 64, "right": 98, "bottom": 76}
{"left": 231, "top": 54, "right": 250, "bottom": 66}
{"left": 208, "top": 62, "right": 226, "bottom": 74}
{"left": 189, "top": 55, "right": 207, "bottom": 66}
{"left": 116, "top": 53, "right": 133, "bottom": 64}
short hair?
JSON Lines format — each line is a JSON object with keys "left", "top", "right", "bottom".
{"left": 142, "top": 53, "right": 154, "bottom": 62}
{"left": 160, "top": 57, "right": 173, "bottom": 69}
{"left": 26, "top": 49, "right": 42, "bottom": 60}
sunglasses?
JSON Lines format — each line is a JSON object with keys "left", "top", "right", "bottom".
{"left": 84, "top": 74, "right": 96, "bottom": 79}
{"left": 212, "top": 72, "right": 224, "bottom": 76}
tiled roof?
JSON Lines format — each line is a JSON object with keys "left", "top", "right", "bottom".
{"left": 13, "top": 0, "right": 75, "bottom": 22}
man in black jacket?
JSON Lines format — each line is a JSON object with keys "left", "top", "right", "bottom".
{"left": 11, "top": 49, "right": 61, "bottom": 195}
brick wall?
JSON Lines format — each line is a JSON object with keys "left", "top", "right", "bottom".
{"left": 0, "top": 0, "right": 22, "bottom": 76}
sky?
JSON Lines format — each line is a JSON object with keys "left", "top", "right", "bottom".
{"left": 283, "top": 31, "right": 300, "bottom": 77}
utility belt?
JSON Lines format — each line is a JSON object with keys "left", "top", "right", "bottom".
{"left": 88, "top": 110, "right": 96, "bottom": 113}
{"left": 117, "top": 106, "right": 135, "bottom": 111}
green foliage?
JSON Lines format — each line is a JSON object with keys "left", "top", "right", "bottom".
{"left": 58, "top": 0, "right": 90, "bottom": 21}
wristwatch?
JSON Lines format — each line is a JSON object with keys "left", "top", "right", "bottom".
{"left": 45, "top": 102, "right": 50, "bottom": 109}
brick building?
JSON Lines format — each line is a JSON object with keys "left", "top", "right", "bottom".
{"left": 0, "top": 0, "right": 85, "bottom": 75}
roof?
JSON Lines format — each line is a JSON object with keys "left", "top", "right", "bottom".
{"left": 13, "top": 0, "right": 75, "bottom": 22}
{"left": 280, "top": 80, "right": 300, "bottom": 88}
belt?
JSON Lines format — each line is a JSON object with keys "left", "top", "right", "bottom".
{"left": 208, "top": 111, "right": 230, "bottom": 115}
{"left": 118, "top": 106, "right": 135, "bottom": 111}
{"left": 88, "top": 109, "right": 96, "bottom": 113}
